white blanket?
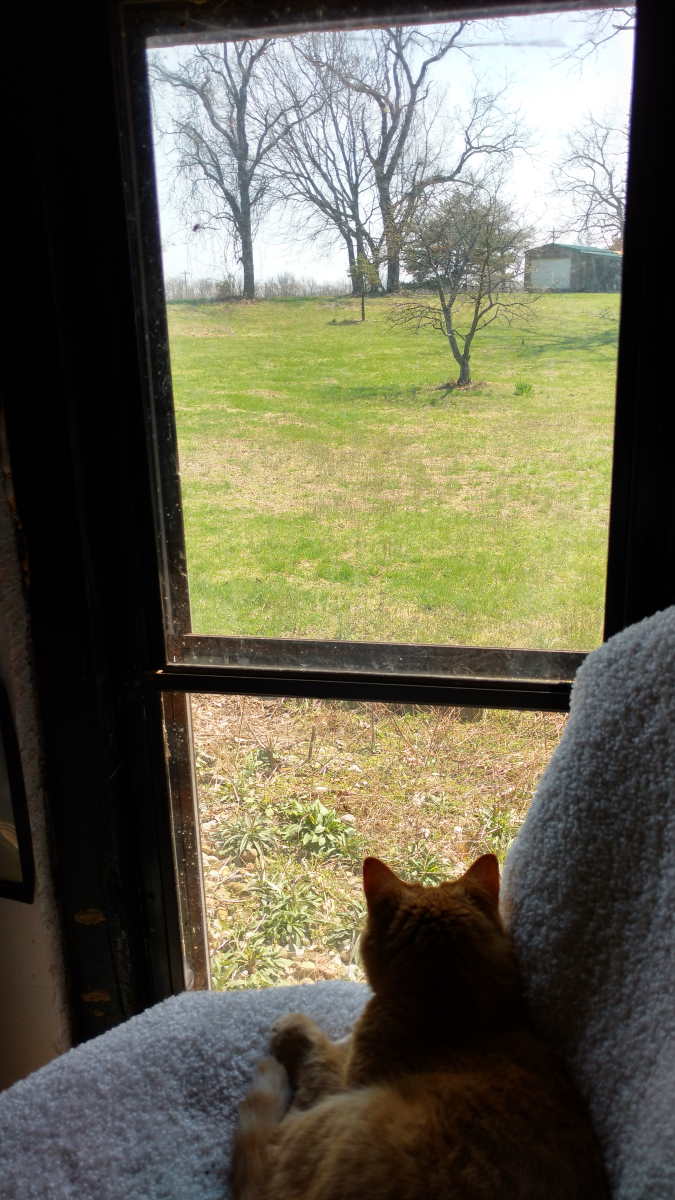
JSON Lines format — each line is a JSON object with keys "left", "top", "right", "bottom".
{"left": 0, "top": 981, "right": 367, "bottom": 1199}
{"left": 2, "top": 608, "right": 673, "bottom": 1198}
{"left": 503, "top": 605, "right": 675, "bottom": 1200}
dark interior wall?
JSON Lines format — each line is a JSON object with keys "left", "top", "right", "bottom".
{"left": 0, "top": 463, "right": 70, "bottom": 1089}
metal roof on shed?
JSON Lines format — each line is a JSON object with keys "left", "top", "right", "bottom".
{"left": 526, "top": 243, "right": 621, "bottom": 258}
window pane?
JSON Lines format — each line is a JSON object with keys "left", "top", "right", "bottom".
{"left": 167, "top": 695, "right": 565, "bottom": 990}
{"left": 147, "top": 8, "right": 634, "bottom": 652}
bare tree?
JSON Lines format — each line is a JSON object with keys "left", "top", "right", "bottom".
{"left": 268, "top": 34, "right": 380, "bottom": 294}
{"left": 151, "top": 41, "right": 308, "bottom": 299}
{"left": 390, "top": 181, "right": 534, "bottom": 386}
{"left": 554, "top": 115, "right": 628, "bottom": 248}
{"left": 313, "top": 24, "right": 525, "bottom": 292}
{"left": 565, "top": 6, "right": 635, "bottom": 63}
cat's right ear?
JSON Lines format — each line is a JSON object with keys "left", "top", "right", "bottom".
{"left": 363, "top": 857, "right": 404, "bottom": 911}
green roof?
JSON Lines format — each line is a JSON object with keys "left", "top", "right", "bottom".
{"left": 529, "top": 243, "right": 621, "bottom": 258}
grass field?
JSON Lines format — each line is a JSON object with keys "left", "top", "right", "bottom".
{"left": 167, "top": 291, "right": 619, "bottom": 989}
{"left": 168, "top": 291, "right": 619, "bottom": 650}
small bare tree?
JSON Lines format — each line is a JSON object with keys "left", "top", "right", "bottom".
{"left": 554, "top": 115, "right": 628, "bottom": 249}
{"left": 390, "top": 182, "right": 534, "bottom": 386}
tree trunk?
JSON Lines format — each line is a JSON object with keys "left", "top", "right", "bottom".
{"left": 440, "top": 292, "right": 470, "bottom": 385}
{"left": 378, "top": 177, "right": 401, "bottom": 293}
{"left": 456, "top": 357, "right": 471, "bottom": 386}
{"left": 386, "top": 254, "right": 400, "bottom": 294}
{"left": 240, "top": 230, "right": 255, "bottom": 300}
{"left": 345, "top": 236, "right": 359, "bottom": 295}
{"left": 238, "top": 170, "right": 256, "bottom": 300}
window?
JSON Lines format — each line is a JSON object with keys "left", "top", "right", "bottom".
{"left": 123, "top": 1, "right": 639, "bottom": 990}
{"left": 132, "top": 5, "right": 637, "bottom": 697}
{"left": 6, "top": 0, "right": 670, "bottom": 1039}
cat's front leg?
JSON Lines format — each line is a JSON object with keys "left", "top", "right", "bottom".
{"left": 269, "top": 1013, "right": 350, "bottom": 1110}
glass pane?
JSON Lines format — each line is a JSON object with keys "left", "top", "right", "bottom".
{"left": 166, "top": 694, "right": 566, "bottom": 990}
{"left": 147, "top": 7, "right": 634, "bottom": 651}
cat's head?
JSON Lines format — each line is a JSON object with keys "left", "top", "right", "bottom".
{"left": 359, "top": 855, "right": 520, "bottom": 1021}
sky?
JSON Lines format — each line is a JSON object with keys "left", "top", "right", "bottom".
{"left": 149, "top": 8, "right": 635, "bottom": 287}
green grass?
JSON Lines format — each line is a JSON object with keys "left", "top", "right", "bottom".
{"left": 168, "top": 292, "right": 619, "bottom": 650}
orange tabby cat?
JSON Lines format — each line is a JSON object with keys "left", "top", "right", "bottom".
{"left": 232, "top": 853, "right": 608, "bottom": 1199}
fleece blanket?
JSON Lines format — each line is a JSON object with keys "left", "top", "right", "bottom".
{"left": 1, "top": 609, "right": 673, "bottom": 1199}
{"left": 0, "top": 981, "right": 367, "bottom": 1199}
{"left": 502, "top": 605, "right": 675, "bottom": 1200}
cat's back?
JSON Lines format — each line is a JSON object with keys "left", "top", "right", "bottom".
{"left": 268, "top": 1030, "right": 607, "bottom": 1200}
{"left": 401, "top": 1030, "right": 607, "bottom": 1199}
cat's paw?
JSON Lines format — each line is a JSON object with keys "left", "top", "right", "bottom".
{"left": 239, "top": 1056, "right": 291, "bottom": 1124}
{"left": 269, "top": 1013, "right": 324, "bottom": 1073}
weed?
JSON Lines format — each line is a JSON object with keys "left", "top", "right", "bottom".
{"left": 395, "top": 838, "right": 448, "bottom": 885}
{"left": 280, "top": 798, "right": 362, "bottom": 863}
{"left": 216, "top": 807, "right": 278, "bottom": 864}
{"left": 513, "top": 379, "right": 533, "bottom": 395}
{"left": 211, "top": 934, "right": 292, "bottom": 989}
{"left": 250, "top": 874, "right": 323, "bottom": 946}
{"left": 323, "top": 894, "right": 365, "bottom": 959}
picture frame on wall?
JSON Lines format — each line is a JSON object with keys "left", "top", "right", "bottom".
{"left": 0, "top": 679, "right": 34, "bottom": 903}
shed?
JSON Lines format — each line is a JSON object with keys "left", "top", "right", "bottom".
{"left": 524, "top": 243, "right": 622, "bottom": 292}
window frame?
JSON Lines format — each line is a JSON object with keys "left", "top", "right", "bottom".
{"left": 120, "top": 0, "right": 649, "bottom": 713}
{"left": 3, "top": 0, "right": 671, "bottom": 1044}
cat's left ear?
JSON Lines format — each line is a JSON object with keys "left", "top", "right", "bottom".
{"left": 463, "top": 853, "right": 500, "bottom": 905}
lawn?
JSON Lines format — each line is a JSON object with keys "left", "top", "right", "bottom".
{"left": 166, "top": 291, "right": 619, "bottom": 989}
{"left": 168, "top": 291, "right": 619, "bottom": 651}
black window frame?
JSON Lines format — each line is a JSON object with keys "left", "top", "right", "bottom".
{"left": 122, "top": 0, "right": 634, "bottom": 713}
{"left": 3, "top": 0, "right": 672, "bottom": 1045}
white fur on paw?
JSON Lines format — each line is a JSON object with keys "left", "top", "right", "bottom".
{"left": 239, "top": 1056, "right": 291, "bottom": 1125}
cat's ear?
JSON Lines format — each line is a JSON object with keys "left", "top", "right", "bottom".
{"left": 363, "top": 857, "right": 404, "bottom": 910}
{"left": 463, "top": 853, "right": 500, "bottom": 905}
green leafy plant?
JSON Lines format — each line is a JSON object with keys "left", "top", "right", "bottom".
{"left": 211, "top": 934, "right": 292, "bottom": 989}
{"left": 250, "top": 874, "right": 323, "bottom": 946}
{"left": 216, "top": 808, "right": 278, "bottom": 864}
{"left": 280, "top": 798, "right": 362, "bottom": 863}
{"left": 513, "top": 380, "right": 533, "bottom": 395}
{"left": 323, "top": 894, "right": 365, "bottom": 960}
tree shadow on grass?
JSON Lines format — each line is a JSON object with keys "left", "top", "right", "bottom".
{"left": 331, "top": 382, "right": 462, "bottom": 408}
{"left": 520, "top": 329, "right": 618, "bottom": 357}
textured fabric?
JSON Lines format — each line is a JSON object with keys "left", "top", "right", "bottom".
{"left": 0, "top": 981, "right": 368, "bottom": 1199}
{"left": 502, "top": 606, "right": 675, "bottom": 1200}
{"left": 2, "top": 609, "right": 673, "bottom": 1199}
